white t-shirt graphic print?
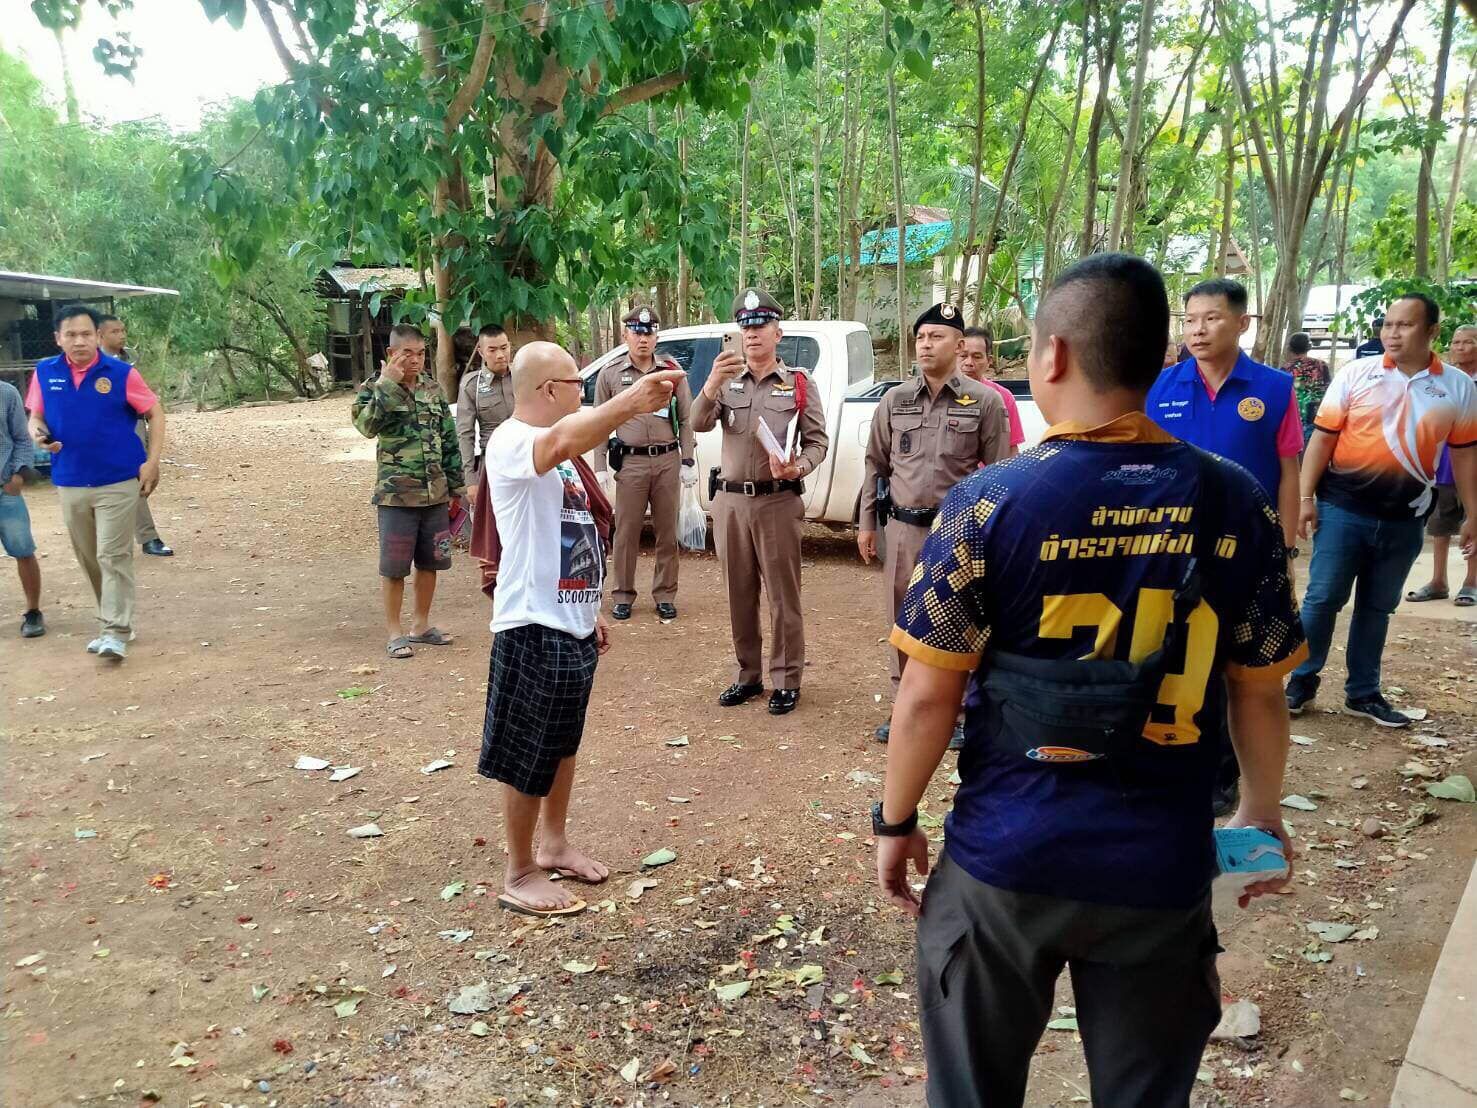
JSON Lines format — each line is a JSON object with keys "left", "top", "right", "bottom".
{"left": 485, "top": 418, "right": 604, "bottom": 638}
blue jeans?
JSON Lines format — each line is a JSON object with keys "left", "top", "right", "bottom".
{"left": 1292, "top": 499, "right": 1424, "bottom": 700}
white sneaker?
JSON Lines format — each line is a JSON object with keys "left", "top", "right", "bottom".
{"left": 96, "top": 635, "right": 127, "bottom": 660}
{"left": 86, "top": 637, "right": 104, "bottom": 654}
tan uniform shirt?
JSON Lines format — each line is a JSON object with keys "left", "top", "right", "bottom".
{"left": 859, "top": 372, "right": 1009, "bottom": 528}
{"left": 690, "top": 360, "right": 830, "bottom": 482}
{"left": 455, "top": 365, "right": 515, "bottom": 475}
{"left": 592, "top": 353, "right": 696, "bottom": 471}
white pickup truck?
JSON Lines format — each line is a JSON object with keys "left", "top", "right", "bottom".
{"left": 575, "top": 320, "right": 1044, "bottom": 527}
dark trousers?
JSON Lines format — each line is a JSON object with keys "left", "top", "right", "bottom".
{"left": 917, "top": 853, "right": 1221, "bottom": 1108}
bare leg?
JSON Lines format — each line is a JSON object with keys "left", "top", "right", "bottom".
{"left": 1430, "top": 536, "right": 1451, "bottom": 591}
{"left": 382, "top": 576, "right": 405, "bottom": 640}
{"left": 409, "top": 568, "right": 437, "bottom": 635}
{"left": 1464, "top": 554, "right": 1477, "bottom": 590}
{"left": 501, "top": 784, "right": 578, "bottom": 910}
{"left": 534, "top": 755, "right": 609, "bottom": 882}
{"left": 16, "top": 555, "right": 40, "bottom": 610}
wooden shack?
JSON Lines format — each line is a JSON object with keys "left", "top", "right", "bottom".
{"left": 313, "top": 264, "right": 428, "bottom": 385}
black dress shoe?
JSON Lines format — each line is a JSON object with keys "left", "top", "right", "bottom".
{"left": 611, "top": 603, "right": 633, "bottom": 621}
{"left": 874, "top": 722, "right": 890, "bottom": 744}
{"left": 655, "top": 603, "right": 678, "bottom": 621}
{"left": 718, "top": 682, "right": 764, "bottom": 707}
{"left": 141, "top": 538, "right": 174, "bottom": 557}
{"left": 768, "top": 689, "right": 800, "bottom": 715}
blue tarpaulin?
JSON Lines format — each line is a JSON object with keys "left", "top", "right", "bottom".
{"left": 824, "top": 221, "right": 955, "bottom": 268}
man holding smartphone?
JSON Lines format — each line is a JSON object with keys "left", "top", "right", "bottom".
{"left": 352, "top": 325, "right": 467, "bottom": 659}
{"left": 690, "top": 288, "right": 829, "bottom": 715}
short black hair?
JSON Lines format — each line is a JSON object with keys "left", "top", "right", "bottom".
{"left": 478, "top": 323, "right": 506, "bottom": 339}
{"left": 54, "top": 303, "right": 100, "bottom": 330}
{"left": 962, "top": 325, "right": 994, "bottom": 347}
{"left": 388, "top": 323, "right": 425, "bottom": 345}
{"left": 1035, "top": 253, "right": 1169, "bottom": 393}
{"left": 1288, "top": 332, "right": 1311, "bottom": 355}
{"left": 1183, "top": 277, "right": 1249, "bottom": 313}
{"left": 1390, "top": 293, "right": 1440, "bottom": 329}
{"left": 97, "top": 313, "right": 121, "bottom": 326}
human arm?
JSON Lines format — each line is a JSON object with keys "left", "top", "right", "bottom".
{"left": 857, "top": 396, "right": 892, "bottom": 558}
{"left": 1277, "top": 456, "right": 1299, "bottom": 548}
{"left": 785, "top": 372, "right": 829, "bottom": 479}
{"left": 455, "top": 373, "right": 478, "bottom": 479}
{"left": 440, "top": 397, "right": 466, "bottom": 498}
{"left": 676, "top": 374, "right": 696, "bottom": 464}
{"left": 1296, "top": 429, "right": 1338, "bottom": 539}
{"left": 351, "top": 365, "right": 415, "bottom": 438}
{"left": 0, "top": 385, "right": 27, "bottom": 489}
{"left": 1001, "top": 389, "right": 1024, "bottom": 453}
{"left": 1453, "top": 445, "right": 1476, "bottom": 558}
{"left": 138, "top": 403, "right": 165, "bottom": 496}
{"left": 692, "top": 352, "right": 743, "bottom": 432}
{"left": 591, "top": 368, "right": 615, "bottom": 471}
{"left": 978, "top": 389, "right": 1010, "bottom": 464}
{"left": 531, "top": 369, "right": 685, "bottom": 476}
{"left": 876, "top": 661, "right": 970, "bottom": 916}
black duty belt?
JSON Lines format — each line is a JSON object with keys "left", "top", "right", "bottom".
{"left": 891, "top": 505, "right": 937, "bottom": 526}
{"left": 614, "top": 440, "right": 679, "bottom": 457}
{"left": 716, "top": 478, "right": 803, "bottom": 497}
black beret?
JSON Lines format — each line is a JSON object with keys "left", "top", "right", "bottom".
{"left": 913, "top": 302, "right": 965, "bottom": 335}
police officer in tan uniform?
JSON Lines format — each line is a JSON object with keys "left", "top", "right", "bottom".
{"left": 456, "top": 324, "right": 515, "bottom": 489}
{"left": 594, "top": 306, "right": 696, "bottom": 622}
{"left": 691, "top": 289, "right": 829, "bottom": 715}
{"left": 859, "top": 302, "right": 1009, "bottom": 743}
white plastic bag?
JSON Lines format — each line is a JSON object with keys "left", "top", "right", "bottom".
{"left": 678, "top": 483, "right": 707, "bottom": 551}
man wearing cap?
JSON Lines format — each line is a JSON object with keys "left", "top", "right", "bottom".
{"left": 860, "top": 304, "right": 1010, "bottom": 745}
{"left": 457, "top": 324, "right": 515, "bottom": 492}
{"left": 594, "top": 306, "right": 695, "bottom": 622}
{"left": 691, "top": 288, "right": 829, "bottom": 715}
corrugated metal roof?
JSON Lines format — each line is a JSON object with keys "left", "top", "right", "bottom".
{"left": 825, "top": 221, "right": 956, "bottom": 269}
{"left": 316, "top": 266, "right": 426, "bottom": 295}
{"left": 0, "top": 270, "right": 179, "bottom": 300}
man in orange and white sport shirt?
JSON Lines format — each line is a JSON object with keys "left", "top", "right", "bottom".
{"left": 1288, "top": 294, "right": 1477, "bottom": 727}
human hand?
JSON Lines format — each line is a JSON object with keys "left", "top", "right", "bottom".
{"left": 769, "top": 454, "right": 803, "bottom": 482}
{"left": 594, "top": 615, "right": 611, "bottom": 656}
{"left": 381, "top": 349, "right": 415, "bottom": 386}
{"left": 138, "top": 459, "right": 161, "bottom": 497}
{"left": 30, "top": 422, "right": 62, "bottom": 453}
{"left": 1223, "top": 807, "right": 1295, "bottom": 908}
{"left": 1297, "top": 498, "right": 1318, "bottom": 541}
{"left": 630, "top": 369, "right": 685, "bottom": 413}
{"left": 708, "top": 351, "right": 744, "bottom": 392}
{"left": 875, "top": 827, "right": 930, "bottom": 918}
{"left": 1460, "top": 517, "right": 1475, "bottom": 560}
{"left": 599, "top": 470, "right": 616, "bottom": 500}
{"left": 858, "top": 529, "right": 878, "bottom": 564}
{"left": 2, "top": 473, "right": 21, "bottom": 496}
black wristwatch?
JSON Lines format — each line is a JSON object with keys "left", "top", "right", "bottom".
{"left": 871, "top": 801, "right": 919, "bottom": 837}
{"left": 1285, "top": 546, "right": 1300, "bottom": 560}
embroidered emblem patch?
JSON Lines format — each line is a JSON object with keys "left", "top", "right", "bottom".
{"left": 95, "top": 377, "right": 113, "bottom": 395}
{"left": 1237, "top": 397, "right": 1266, "bottom": 422}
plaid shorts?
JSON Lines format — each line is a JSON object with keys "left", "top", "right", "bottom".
{"left": 477, "top": 622, "right": 600, "bottom": 797}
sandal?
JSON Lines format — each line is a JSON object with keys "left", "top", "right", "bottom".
{"left": 548, "top": 867, "right": 610, "bottom": 886}
{"left": 497, "top": 891, "right": 586, "bottom": 918}
{"left": 1405, "top": 584, "right": 1449, "bottom": 602}
{"left": 386, "top": 635, "right": 414, "bottom": 659}
{"left": 409, "top": 627, "right": 453, "bottom": 646}
{"left": 1455, "top": 587, "right": 1477, "bottom": 607}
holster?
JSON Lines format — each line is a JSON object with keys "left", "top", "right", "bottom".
{"left": 876, "top": 477, "right": 892, "bottom": 529}
{"left": 607, "top": 438, "right": 626, "bottom": 473}
{"left": 708, "top": 466, "right": 720, "bottom": 500}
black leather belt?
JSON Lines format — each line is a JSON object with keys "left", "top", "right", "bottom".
{"left": 615, "top": 440, "right": 679, "bottom": 456}
{"left": 716, "top": 478, "right": 803, "bottom": 497}
{"left": 891, "top": 505, "right": 937, "bottom": 526}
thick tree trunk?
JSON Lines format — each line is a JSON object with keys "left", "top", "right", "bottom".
{"left": 1107, "top": 0, "right": 1157, "bottom": 250}
{"left": 1416, "top": 0, "right": 1457, "bottom": 278}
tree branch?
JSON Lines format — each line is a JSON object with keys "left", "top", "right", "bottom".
{"left": 447, "top": 0, "right": 499, "bottom": 131}
{"left": 602, "top": 69, "right": 688, "bottom": 116}
{"left": 251, "top": 0, "right": 303, "bottom": 77}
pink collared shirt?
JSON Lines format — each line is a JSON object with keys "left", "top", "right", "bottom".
{"left": 26, "top": 353, "right": 158, "bottom": 417}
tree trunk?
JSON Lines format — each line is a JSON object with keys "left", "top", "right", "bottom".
{"left": 1330, "top": 102, "right": 1364, "bottom": 356}
{"left": 1079, "top": 7, "right": 1123, "bottom": 254}
{"left": 886, "top": 44, "right": 908, "bottom": 365}
{"left": 954, "top": 3, "right": 989, "bottom": 306}
{"left": 676, "top": 104, "right": 691, "bottom": 325}
{"left": 1216, "top": 118, "right": 1235, "bottom": 277}
{"left": 1439, "top": 56, "right": 1476, "bottom": 283}
{"left": 1042, "top": 7, "right": 1092, "bottom": 285}
{"left": 810, "top": 11, "right": 825, "bottom": 319}
{"left": 1107, "top": 0, "right": 1157, "bottom": 250}
{"left": 738, "top": 103, "right": 753, "bottom": 288}
{"left": 1416, "top": 0, "right": 1457, "bottom": 278}
{"left": 359, "top": 302, "right": 374, "bottom": 384}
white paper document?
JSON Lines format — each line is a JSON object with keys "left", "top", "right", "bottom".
{"left": 757, "top": 416, "right": 794, "bottom": 462}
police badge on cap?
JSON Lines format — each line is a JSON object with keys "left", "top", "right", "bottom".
{"left": 913, "top": 302, "right": 965, "bottom": 335}
{"left": 623, "top": 306, "right": 659, "bottom": 335}
{"left": 732, "top": 288, "right": 783, "bottom": 328}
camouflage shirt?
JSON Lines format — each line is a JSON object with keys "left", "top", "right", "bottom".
{"left": 351, "top": 373, "right": 467, "bottom": 507}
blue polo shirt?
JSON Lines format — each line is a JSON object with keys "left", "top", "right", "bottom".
{"left": 1146, "top": 353, "right": 1295, "bottom": 497}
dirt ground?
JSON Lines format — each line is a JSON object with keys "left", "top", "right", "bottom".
{"left": 4, "top": 396, "right": 1474, "bottom": 1108}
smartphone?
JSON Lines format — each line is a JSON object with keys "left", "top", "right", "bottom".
{"left": 721, "top": 330, "right": 739, "bottom": 357}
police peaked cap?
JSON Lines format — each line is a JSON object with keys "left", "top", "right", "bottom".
{"left": 622, "top": 306, "right": 660, "bottom": 334}
{"left": 913, "top": 302, "right": 965, "bottom": 335}
{"left": 732, "top": 287, "right": 783, "bottom": 327}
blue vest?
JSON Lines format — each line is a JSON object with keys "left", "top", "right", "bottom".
{"left": 34, "top": 352, "right": 147, "bottom": 488}
{"left": 1146, "top": 353, "right": 1292, "bottom": 497}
